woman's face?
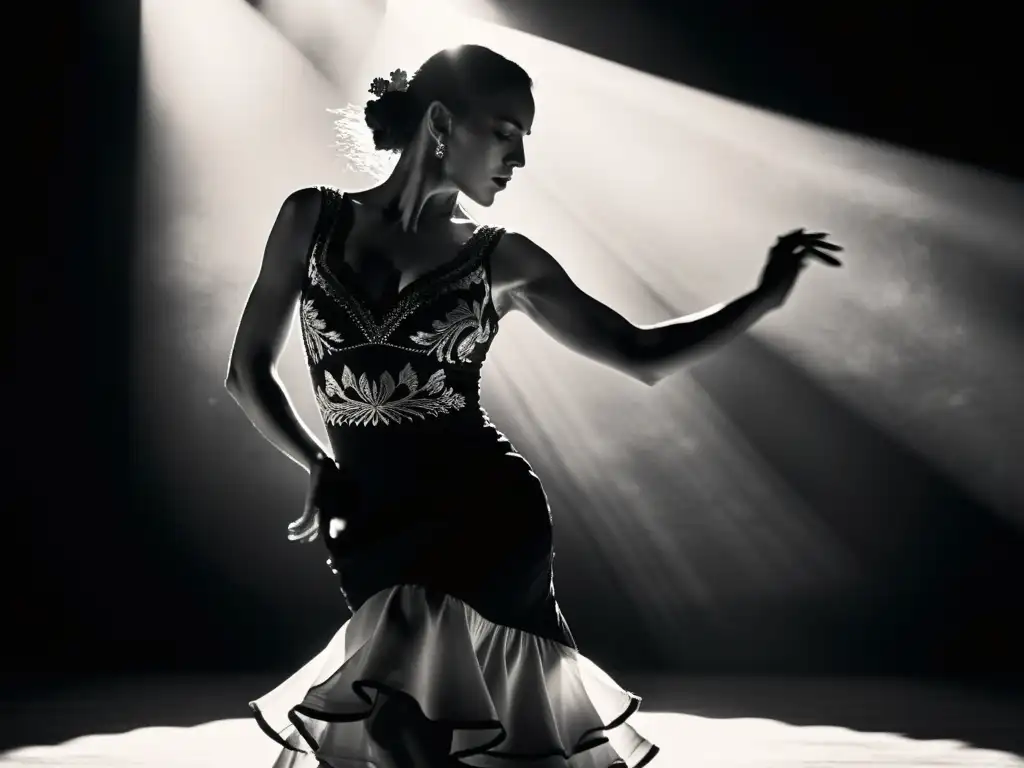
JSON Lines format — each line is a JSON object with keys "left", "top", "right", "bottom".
{"left": 443, "top": 86, "right": 535, "bottom": 206}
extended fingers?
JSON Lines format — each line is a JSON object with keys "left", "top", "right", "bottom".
{"left": 797, "top": 232, "right": 842, "bottom": 249}
{"left": 781, "top": 230, "right": 843, "bottom": 267}
{"left": 808, "top": 249, "right": 843, "bottom": 266}
{"left": 781, "top": 229, "right": 842, "bottom": 248}
{"left": 793, "top": 243, "right": 842, "bottom": 266}
{"left": 812, "top": 239, "right": 843, "bottom": 252}
{"left": 802, "top": 235, "right": 843, "bottom": 265}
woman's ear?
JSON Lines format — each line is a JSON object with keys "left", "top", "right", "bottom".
{"left": 424, "top": 100, "right": 453, "bottom": 143}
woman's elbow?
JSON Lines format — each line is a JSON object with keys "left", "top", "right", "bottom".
{"left": 623, "top": 329, "right": 665, "bottom": 386}
{"left": 227, "top": 345, "right": 271, "bottom": 387}
{"left": 225, "top": 358, "right": 259, "bottom": 399}
{"left": 224, "top": 367, "right": 249, "bottom": 404}
{"left": 629, "top": 361, "right": 663, "bottom": 387}
{"left": 224, "top": 368, "right": 242, "bottom": 395}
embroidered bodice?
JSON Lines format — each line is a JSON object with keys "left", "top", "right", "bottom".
{"left": 300, "top": 189, "right": 505, "bottom": 455}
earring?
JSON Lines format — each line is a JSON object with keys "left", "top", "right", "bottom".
{"left": 434, "top": 139, "right": 445, "bottom": 159}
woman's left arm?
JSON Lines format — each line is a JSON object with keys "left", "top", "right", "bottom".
{"left": 497, "top": 230, "right": 840, "bottom": 386}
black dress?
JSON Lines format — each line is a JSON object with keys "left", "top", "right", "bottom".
{"left": 250, "top": 188, "right": 659, "bottom": 768}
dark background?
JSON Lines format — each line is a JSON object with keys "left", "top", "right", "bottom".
{"left": 15, "top": 0, "right": 1020, "bottom": 697}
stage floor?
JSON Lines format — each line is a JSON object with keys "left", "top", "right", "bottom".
{"left": 2, "top": 675, "right": 1021, "bottom": 766}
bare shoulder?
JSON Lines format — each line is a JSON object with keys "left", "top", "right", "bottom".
{"left": 279, "top": 186, "right": 324, "bottom": 232}
{"left": 489, "top": 231, "right": 571, "bottom": 318}
{"left": 491, "top": 231, "right": 564, "bottom": 289}
{"left": 227, "top": 187, "right": 325, "bottom": 373}
{"left": 265, "top": 186, "right": 324, "bottom": 270}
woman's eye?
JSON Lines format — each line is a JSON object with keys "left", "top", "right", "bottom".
{"left": 494, "top": 131, "right": 512, "bottom": 141}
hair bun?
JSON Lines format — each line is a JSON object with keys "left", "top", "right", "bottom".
{"left": 351, "top": 47, "right": 531, "bottom": 157}
{"left": 364, "top": 90, "right": 415, "bottom": 152}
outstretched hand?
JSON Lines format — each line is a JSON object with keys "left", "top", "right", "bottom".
{"left": 758, "top": 229, "right": 843, "bottom": 309}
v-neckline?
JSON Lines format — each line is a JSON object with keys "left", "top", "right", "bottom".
{"left": 319, "top": 192, "right": 486, "bottom": 322}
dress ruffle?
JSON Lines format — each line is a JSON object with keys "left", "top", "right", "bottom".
{"left": 251, "top": 585, "right": 659, "bottom": 767}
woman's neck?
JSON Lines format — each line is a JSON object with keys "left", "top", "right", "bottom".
{"left": 369, "top": 149, "right": 459, "bottom": 232}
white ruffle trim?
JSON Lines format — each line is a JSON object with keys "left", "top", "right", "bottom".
{"left": 251, "top": 585, "right": 658, "bottom": 767}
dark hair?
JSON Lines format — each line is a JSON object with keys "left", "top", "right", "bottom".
{"left": 363, "top": 45, "right": 532, "bottom": 153}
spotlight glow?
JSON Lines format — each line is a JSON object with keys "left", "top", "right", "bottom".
{"left": 139, "top": 0, "right": 1024, "bottom": 639}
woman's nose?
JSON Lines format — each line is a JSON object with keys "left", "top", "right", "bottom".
{"left": 506, "top": 145, "right": 526, "bottom": 169}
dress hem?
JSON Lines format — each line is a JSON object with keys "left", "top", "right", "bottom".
{"left": 249, "top": 584, "right": 660, "bottom": 767}
{"left": 252, "top": 693, "right": 659, "bottom": 766}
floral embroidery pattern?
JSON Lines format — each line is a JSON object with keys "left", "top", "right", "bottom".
{"left": 301, "top": 299, "right": 343, "bottom": 364}
{"left": 409, "top": 271, "right": 492, "bottom": 364}
{"left": 315, "top": 363, "right": 465, "bottom": 427}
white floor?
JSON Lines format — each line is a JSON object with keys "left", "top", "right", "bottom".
{"left": 3, "top": 676, "right": 1021, "bottom": 767}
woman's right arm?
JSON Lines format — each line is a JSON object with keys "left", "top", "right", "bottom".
{"left": 225, "top": 187, "right": 332, "bottom": 474}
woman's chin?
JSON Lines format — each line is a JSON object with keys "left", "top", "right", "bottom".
{"left": 461, "top": 186, "right": 497, "bottom": 207}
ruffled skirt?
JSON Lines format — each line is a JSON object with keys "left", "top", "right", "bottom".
{"left": 251, "top": 584, "right": 659, "bottom": 767}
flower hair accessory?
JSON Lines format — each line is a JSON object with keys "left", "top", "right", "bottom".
{"left": 368, "top": 68, "right": 409, "bottom": 97}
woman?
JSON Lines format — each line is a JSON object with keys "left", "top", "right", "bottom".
{"left": 226, "top": 45, "right": 841, "bottom": 768}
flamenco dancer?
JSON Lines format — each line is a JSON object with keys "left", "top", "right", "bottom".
{"left": 226, "top": 44, "right": 842, "bottom": 768}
